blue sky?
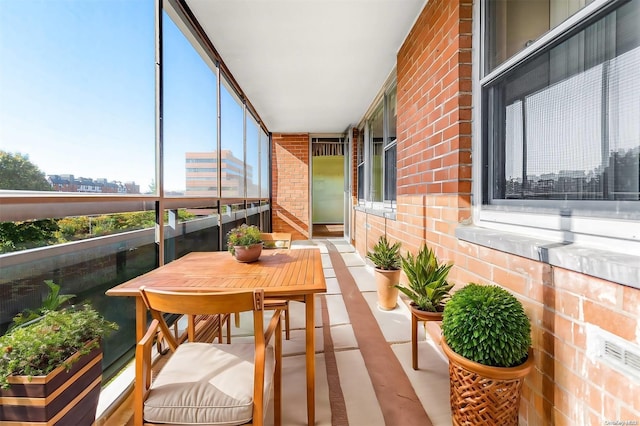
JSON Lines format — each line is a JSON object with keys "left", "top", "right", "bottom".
{"left": 0, "top": 0, "right": 254, "bottom": 193}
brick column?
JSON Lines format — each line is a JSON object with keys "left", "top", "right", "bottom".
{"left": 271, "top": 133, "right": 310, "bottom": 240}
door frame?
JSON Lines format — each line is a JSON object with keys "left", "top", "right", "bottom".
{"left": 308, "top": 134, "right": 348, "bottom": 239}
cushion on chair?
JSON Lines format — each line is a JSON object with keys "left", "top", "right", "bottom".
{"left": 144, "top": 342, "right": 275, "bottom": 425}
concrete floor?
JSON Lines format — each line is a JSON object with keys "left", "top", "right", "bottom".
{"left": 98, "top": 238, "right": 452, "bottom": 426}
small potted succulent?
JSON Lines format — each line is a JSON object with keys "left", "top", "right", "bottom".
{"left": 226, "top": 223, "right": 263, "bottom": 262}
{"left": 396, "top": 244, "right": 454, "bottom": 319}
{"left": 0, "top": 281, "right": 118, "bottom": 424}
{"left": 441, "top": 283, "right": 533, "bottom": 426}
{"left": 367, "top": 236, "right": 402, "bottom": 310}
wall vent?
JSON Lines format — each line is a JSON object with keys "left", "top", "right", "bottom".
{"left": 587, "top": 324, "right": 640, "bottom": 382}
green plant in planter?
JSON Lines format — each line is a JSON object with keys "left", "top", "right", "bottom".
{"left": 442, "top": 283, "right": 531, "bottom": 367}
{"left": 0, "top": 305, "right": 118, "bottom": 389}
{"left": 366, "top": 236, "right": 401, "bottom": 270}
{"left": 226, "top": 224, "right": 262, "bottom": 255}
{"left": 396, "top": 244, "right": 454, "bottom": 312}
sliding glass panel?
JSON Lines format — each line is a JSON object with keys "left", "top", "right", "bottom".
{"left": 0, "top": 0, "right": 155, "bottom": 194}
{"left": 260, "top": 129, "right": 270, "bottom": 198}
{"left": 246, "top": 114, "right": 259, "bottom": 198}
{"left": 220, "top": 77, "right": 245, "bottom": 198}
{"left": 164, "top": 207, "right": 220, "bottom": 263}
{"left": 163, "top": 12, "right": 218, "bottom": 196}
{"left": 0, "top": 216, "right": 155, "bottom": 373}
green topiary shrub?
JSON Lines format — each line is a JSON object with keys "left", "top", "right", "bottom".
{"left": 441, "top": 283, "right": 531, "bottom": 367}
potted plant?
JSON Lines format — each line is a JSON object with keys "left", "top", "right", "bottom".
{"left": 396, "top": 244, "right": 454, "bottom": 320}
{"left": 366, "top": 236, "right": 402, "bottom": 310}
{"left": 227, "top": 223, "right": 263, "bottom": 262}
{"left": 441, "top": 283, "right": 533, "bottom": 426}
{"left": 0, "top": 302, "right": 118, "bottom": 424}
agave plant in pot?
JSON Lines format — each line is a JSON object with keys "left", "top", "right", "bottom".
{"left": 0, "top": 297, "right": 118, "bottom": 425}
{"left": 441, "top": 283, "right": 533, "bottom": 426}
{"left": 227, "top": 223, "right": 263, "bottom": 263}
{"left": 395, "top": 244, "right": 453, "bottom": 369}
{"left": 366, "top": 236, "right": 402, "bottom": 310}
{"left": 396, "top": 244, "right": 454, "bottom": 319}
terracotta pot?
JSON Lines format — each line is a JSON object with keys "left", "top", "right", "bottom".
{"left": 374, "top": 268, "right": 400, "bottom": 310}
{"left": 233, "top": 242, "right": 263, "bottom": 263}
{"left": 441, "top": 338, "right": 534, "bottom": 426}
{"left": 0, "top": 341, "right": 102, "bottom": 425}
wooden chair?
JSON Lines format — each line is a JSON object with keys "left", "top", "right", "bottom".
{"left": 259, "top": 232, "right": 292, "bottom": 249}
{"left": 260, "top": 232, "right": 293, "bottom": 340}
{"left": 156, "top": 313, "right": 231, "bottom": 355}
{"left": 135, "top": 287, "right": 283, "bottom": 426}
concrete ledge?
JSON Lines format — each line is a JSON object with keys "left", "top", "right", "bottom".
{"left": 456, "top": 225, "right": 640, "bottom": 289}
{"left": 354, "top": 205, "right": 396, "bottom": 220}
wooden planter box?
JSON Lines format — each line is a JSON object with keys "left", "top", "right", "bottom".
{"left": 0, "top": 341, "right": 103, "bottom": 426}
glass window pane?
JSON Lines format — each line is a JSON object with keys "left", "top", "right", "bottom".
{"left": 384, "top": 144, "right": 397, "bottom": 202}
{"left": 370, "top": 106, "right": 384, "bottom": 202}
{"left": 163, "top": 207, "right": 219, "bottom": 263}
{"left": 163, "top": 12, "right": 218, "bottom": 196}
{"left": 246, "top": 115, "right": 259, "bottom": 198}
{"left": 387, "top": 87, "right": 397, "bottom": 144}
{"left": 221, "top": 78, "right": 245, "bottom": 198}
{"left": 260, "top": 129, "right": 270, "bottom": 198}
{"left": 488, "top": 0, "right": 640, "bottom": 205}
{"left": 384, "top": 86, "right": 397, "bottom": 203}
{"left": 485, "top": 0, "right": 595, "bottom": 73}
{"left": 0, "top": 212, "right": 157, "bottom": 377}
{"left": 0, "top": 0, "right": 155, "bottom": 194}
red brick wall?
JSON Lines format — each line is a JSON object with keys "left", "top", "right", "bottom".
{"left": 396, "top": 0, "right": 472, "bottom": 198}
{"left": 391, "top": 0, "right": 472, "bottom": 259}
{"left": 354, "top": 0, "right": 640, "bottom": 423}
{"left": 271, "top": 133, "right": 309, "bottom": 240}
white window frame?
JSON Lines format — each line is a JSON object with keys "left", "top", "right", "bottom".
{"left": 467, "top": 0, "right": 640, "bottom": 287}
{"left": 357, "top": 73, "right": 397, "bottom": 213}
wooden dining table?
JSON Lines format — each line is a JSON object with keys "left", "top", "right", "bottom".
{"left": 106, "top": 248, "right": 327, "bottom": 425}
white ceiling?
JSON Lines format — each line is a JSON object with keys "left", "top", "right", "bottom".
{"left": 185, "top": 0, "right": 426, "bottom": 134}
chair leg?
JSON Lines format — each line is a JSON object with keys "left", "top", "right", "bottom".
{"left": 274, "top": 313, "right": 282, "bottom": 426}
{"left": 284, "top": 303, "right": 290, "bottom": 340}
{"left": 217, "top": 314, "right": 223, "bottom": 343}
{"left": 234, "top": 311, "right": 240, "bottom": 328}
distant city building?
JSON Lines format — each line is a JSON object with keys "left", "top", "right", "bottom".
{"left": 185, "top": 151, "right": 255, "bottom": 196}
{"left": 47, "top": 174, "right": 140, "bottom": 194}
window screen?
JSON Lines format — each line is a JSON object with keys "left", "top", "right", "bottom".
{"left": 486, "top": 0, "right": 639, "bottom": 205}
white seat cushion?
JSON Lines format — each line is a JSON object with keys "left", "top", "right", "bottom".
{"left": 144, "top": 342, "right": 274, "bottom": 425}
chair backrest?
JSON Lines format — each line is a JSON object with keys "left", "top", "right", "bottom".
{"left": 136, "top": 287, "right": 282, "bottom": 426}
{"left": 140, "top": 287, "right": 265, "bottom": 352}
{"left": 260, "top": 232, "right": 292, "bottom": 249}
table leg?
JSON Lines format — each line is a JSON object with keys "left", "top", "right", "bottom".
{"left": 305, "top": 294, "right": 315, "bottom": 425}
{"left": 134, "top": 297, "right": 146, "bottom": 426}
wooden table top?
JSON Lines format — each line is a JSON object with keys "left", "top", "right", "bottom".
{"left": 106, "top": 248, "right": 326, "bottom": 298}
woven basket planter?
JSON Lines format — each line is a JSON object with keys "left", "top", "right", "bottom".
{"left": 441, "top": 338, "right": 534, "bottom": 426}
